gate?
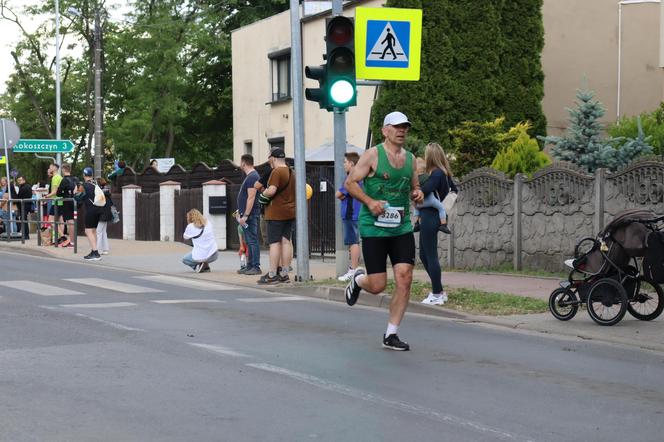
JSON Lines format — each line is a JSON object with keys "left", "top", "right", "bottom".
{"left": 107, "top": 193, "right": 123, "bottom": 239}
{"left": 174, "top": 188, "right": 204, "bottom": 242}
{"left": 135, "top": 192, "right": 160, "bottom": 241}
{"left": 307, "top": 164, "right": 336, "bottom": 256}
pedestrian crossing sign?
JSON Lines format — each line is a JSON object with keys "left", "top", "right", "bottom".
{"left": 355, "top": 7, "right": 422, "bottom": 81}
{"left": 0, "top": 156, "right": 5, "bottom": 165}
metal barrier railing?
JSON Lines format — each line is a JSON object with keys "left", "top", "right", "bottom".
{"left": 2, "top": 197, "right": 78, "bottom": 254}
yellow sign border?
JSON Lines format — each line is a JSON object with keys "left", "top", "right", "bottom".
{"left": 355, "top": 7, "right": 422, "bottom": 81}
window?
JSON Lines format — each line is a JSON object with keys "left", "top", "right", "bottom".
{"left": 244, "top": 141, "right": 253, "bottom": 156}
{"left": 268, "top": 137, "right": 285, "bottom": 151}
{"left": 269, "top": 49, "right": 291, "bottom": 102}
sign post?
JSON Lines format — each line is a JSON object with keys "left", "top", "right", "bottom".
{"left": 0, "top": 119, "right": 21, "bottom": 237}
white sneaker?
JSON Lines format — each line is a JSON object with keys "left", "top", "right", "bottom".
{"left": 338, "top": 268, "right": 355, "bottom": 282}
{"left": 421, "top": 292, "right": 447, "bottom": 306}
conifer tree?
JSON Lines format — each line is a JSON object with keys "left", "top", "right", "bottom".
{"left": 540, "top": 89, "right": 652, "bottom": 172}
{"left": 492, "top": 122, "right": 551, "bottom": 178}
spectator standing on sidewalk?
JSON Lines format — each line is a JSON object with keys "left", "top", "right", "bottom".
{"left": 257, "top": 148, "right": 295, "bottom": 284}
{"left": 419, "top": 143, "right": 457, "bottom": 306}
{"left": 336, "top": 152, "right": 363, "bottom": 282}
{"left": 78, "top": 167, "right": 102, "bottom": 261}
{"left": 0, "top": 176, "right": 7, "bottom": 197}
{"left": 10, "top": 175, "right": 33, "bottom": 240}
{"left": 96, "top": 177, "right": 113, "bottom": 255}
{"left": 344, "top": 111, "right": 424, "bottom": 351}
{"left": 56, "top": 164, "right": 77, "bottom": 247}
{"left": 182, "top": 209, "right": 218, "bottom": 273}
{"left": 236, "top": 154, "right": 261, "bottom": 275}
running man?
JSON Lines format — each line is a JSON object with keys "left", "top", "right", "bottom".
{"left": 344, "top": 111, "right": 424, "bottom": 351}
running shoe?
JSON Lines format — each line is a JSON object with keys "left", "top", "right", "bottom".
{"left": 421, "top": 292, "right": 447, "bottom": 306}
{"left": 83, "top": 251, "right": 101, "bottom": 261}
{"left": 279, "top": 274, "right": 290, "bottom": 283}
{"left": 337, "top": 268, "right": 355, "bottom": 282}
{"left": 382, "top": 334, "right": 410, "bottom": 351}
{"left": 194, "top": 263, "right": 204, "bottom": 273}
{"left": 200, "top": 263, "right": 211, "bottom": 273}
{"left": 344, "top": 267, "right": 365, "bottom": 306}
{"left": 243, "top": 267, "right": 262, "bottom": 275}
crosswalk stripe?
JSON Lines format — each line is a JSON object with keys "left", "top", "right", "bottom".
{"left": 189, "top": 343, "right": 251, "bottom": 358}
{"left": 135, "top": 275, "right": 235, "bottom": 291}
{"left": 60, "top": 302, "right": 136, "bottom": 308}
{"left": 64, "top": 278, "right": 163, "bottom": 294}
{"left": 0, "top": 280, "right": 85, "bottom": 296}
{"left": 151, "top": 299, "right": 225, "bottom": 304}
{"left": 236, "top": 296, "right": 306, "bottom": 303}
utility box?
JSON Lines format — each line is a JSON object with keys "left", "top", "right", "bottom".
{"left": 208, "top": 196, "right": 228, "bottom": 215}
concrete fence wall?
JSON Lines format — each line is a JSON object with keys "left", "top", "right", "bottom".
{"left": 442, "top": 157, "right": 664, "bottom": 271}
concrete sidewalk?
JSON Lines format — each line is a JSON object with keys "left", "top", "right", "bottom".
{"left": 2, "top": 237, "right": 664, "bottom": 352}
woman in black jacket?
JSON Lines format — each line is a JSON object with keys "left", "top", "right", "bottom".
{"left": 419, "top": 143, "right": 457, "bottom": 306}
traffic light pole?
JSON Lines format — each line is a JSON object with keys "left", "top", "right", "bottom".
{"left": 331, "top": 0, "right": 348, "bottom": 277}
{"left": 290, "top": 0, "right": 310, "bottom": 281}
{"left": 334, "top": 110, "right": 349, "bottom": 277}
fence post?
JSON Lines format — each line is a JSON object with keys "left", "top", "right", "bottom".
{"left": 159, "top": 180, "right": 180, "bottom": 242}
{"left": 594, "top": 168, "right": 606, "bottom": 234}
{"left": 448, "top": 224, "right": 455, "bottom": 269}
{"left": 513, "top": 174, "right": 523, "bottom": 271}
{"left": 202, "top": 180, "right": 227, "bottom": 250}
{"left": 122, "top": 184, "right": 141, "bottom": 240}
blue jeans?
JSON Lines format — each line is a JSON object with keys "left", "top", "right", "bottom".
{"left": 182, "top": 251, "right": 218, "bottom": 270}
{"left": 0, "top": 209, "right": 16, "bottom": 234}
{"left": 244, "top": 214, "right": 261, "bottom": 270}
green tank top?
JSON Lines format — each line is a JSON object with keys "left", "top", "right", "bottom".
{"left": 359, "top": 144, "right": 414, "bottom": 238}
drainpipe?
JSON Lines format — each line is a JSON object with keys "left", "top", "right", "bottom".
{"left": 617, "top": 0, "right": 661, "bottom": 121}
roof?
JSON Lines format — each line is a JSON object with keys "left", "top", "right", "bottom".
{"left": 305, "top": 142, "right": 365, "bottom": 162}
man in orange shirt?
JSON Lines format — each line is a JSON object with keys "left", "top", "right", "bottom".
{"left": 257, "top": 148, "right": 295, "bottom": 284}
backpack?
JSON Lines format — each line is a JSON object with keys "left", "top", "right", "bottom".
{"left": 643, "top": 231, "right": 664, "bottom": 283}
{"left": 57, "top": 176, "right": 75, "bottom": 198}
{"left": 91, "top": 181, "right": 106, "bottom": 207}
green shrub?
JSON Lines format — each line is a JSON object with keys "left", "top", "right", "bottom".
{"left": 492, "top": 122, "right": 551, "bottom": 177}
{"left": 608, "top": 103, "right": 664, "bottom": 156}
{"left": 449, "top": 117, "right": 508, "bottom": 177}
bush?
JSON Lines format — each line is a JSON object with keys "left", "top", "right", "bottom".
{"left": 608, "top": 103, "right": 664, "bottom": 156}
{"left": 492, "top": 122, "right": 551, "bottom": 177}
{"left": 449, "top": 117, "right": 508, "bottom": 177}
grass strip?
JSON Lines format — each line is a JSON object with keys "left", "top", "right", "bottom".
{"left": 304, "top": 279, "right": 548, "bottom": 316}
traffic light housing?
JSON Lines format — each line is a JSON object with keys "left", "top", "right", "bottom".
{"left": 325, "top": 16, "right": 356, "bottom": 109}
{"left": 305, "top": 15, "right": 356, "bottom": 112}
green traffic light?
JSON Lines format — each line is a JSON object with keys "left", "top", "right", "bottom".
{"left": 329, "top": 79, "right": 355, "bottom": 105}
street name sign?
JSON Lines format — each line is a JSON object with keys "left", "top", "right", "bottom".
{"left": 355, "top": 7, "right": 422, "bottom": 81}
{"left": 13, "top": 139, "right": 74, "bottom": 153}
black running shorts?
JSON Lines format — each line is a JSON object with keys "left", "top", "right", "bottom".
{"left": 362, "top": 233, "right": 416, "bottom": 275}
{"left": 84, "top": 206, "right": 101, "bottom": 229}
{"left": 266, "top": 219, "right": 294, "bottom": 244}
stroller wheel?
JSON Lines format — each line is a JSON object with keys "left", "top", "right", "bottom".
{"left": 627, "top": 277, "right": 664, "bottom": 321}
{"left": 549, "top": 288, "right": 578, "bottom": 321}
{"left": 586, "top": 278, "right": 628, "bottom": 326}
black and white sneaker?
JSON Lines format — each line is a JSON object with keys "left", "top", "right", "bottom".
{"left": 382, "top": 334, "right": 410, "bottom": 351}
{"left": 194, "top": 263, "right": 204, "bottom": 273}
{"left": 83, "top": 251, "right": 101, "bottom": 261}
{"left": 344, "top": 267, "right": 365, "bottom": 306}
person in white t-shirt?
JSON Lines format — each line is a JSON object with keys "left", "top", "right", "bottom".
{"left": 182, "top": 209, "right": 218, "bottom": 273}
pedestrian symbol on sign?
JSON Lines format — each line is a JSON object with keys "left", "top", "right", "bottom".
{"left": 366, "top": 20, "right": 410, "bottom": 68}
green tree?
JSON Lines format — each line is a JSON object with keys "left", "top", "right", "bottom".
{"left": 540, "top": 89, "right": 652, "bottom": 172}
{"left": 608, "top": 102, "right": 664, "bottom": 156}
{"left": 449, "top": 117, "right": 508, "bottom": 177}
{"left": 371, "top": 0, "right": 546, "bottom": 153}
{"left": 492, "top": 121, "right": 550, "bottom": 177}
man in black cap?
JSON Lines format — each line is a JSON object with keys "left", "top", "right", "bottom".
{"left": 257, "top": 148, "right": 295, "bottom": 284}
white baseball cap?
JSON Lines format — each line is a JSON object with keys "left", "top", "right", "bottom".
{"left": 383, "top": 111, "right": 412, "bottom": 127}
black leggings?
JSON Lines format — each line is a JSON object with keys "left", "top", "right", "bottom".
{"left": 419, "top": 208, "right": 443, "bottom": 294}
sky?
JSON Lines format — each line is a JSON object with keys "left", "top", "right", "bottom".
{"left": 0, "top": 0, "right": 130, "bottom": 94}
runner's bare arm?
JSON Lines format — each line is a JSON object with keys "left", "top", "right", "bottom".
{"left": 346, "top": 148, "right": 384, "bottom": 216}
{"left": 410, "top": 156, "right": 424, "bottom": 203}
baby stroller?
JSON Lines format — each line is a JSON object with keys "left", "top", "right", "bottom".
{"left": 549, "top": 209, "right": 664, "bottom": 326}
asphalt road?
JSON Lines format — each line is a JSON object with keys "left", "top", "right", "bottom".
{"left": 1, "top": 251, "right": 663, "bottom": 442}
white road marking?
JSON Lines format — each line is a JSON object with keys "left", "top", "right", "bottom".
{"left": 246, "top": 363, "right": 531, "bottom": 442}
{"left": 73, "top": 313, "right": 145, "bottom": 331}
{"left": 60, "top": 302, "right": 137, "bottom": 308}
{"left": 189, "top": 343, "right": 251, "bottom": 358}
{"left": 151, "top": 299, "right": 225, "bottom": 304}
{"left": 135, "top": 275, "right": 236, "bottom": 291}
{"left": 64, "top": 278, "right": 163, "bottom": 293}
{"left": 0, "top": 280, "right": 85, "bottom": 296}
{"left": 236, "top": 296, "right": 306, "bottom": 303}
